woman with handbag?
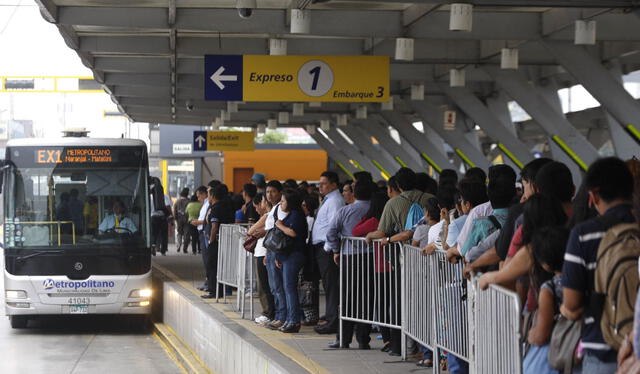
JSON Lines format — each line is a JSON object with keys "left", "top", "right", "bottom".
{"left": 265, "top": 189, "right": 308, "bottom": 333}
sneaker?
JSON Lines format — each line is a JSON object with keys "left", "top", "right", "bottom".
{"left": 254, "top": 315, "right": 271, "bottom": 325}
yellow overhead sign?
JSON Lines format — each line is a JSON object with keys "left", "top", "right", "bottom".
{"left": 194, "top": 131, "right": 255, "bottom": 152}
{"left": 204, "top": 55, "right": 390, "bottom": 102}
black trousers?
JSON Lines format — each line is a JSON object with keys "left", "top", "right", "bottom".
{"left": 151, "top": 216, "right": 168, "bottom": 254}
{"left": 314, "top": 243, "right": 340, "bottom": 328}
{"left": 388, "top": 267, "right": 402, "bottom": 354}
{"left": 255, "top": 256, "right": 275, "bottom": 319}
{"left": 185, "top": 224, "right": 199, "bottom": 254}
{"left": 338, "top": 252, "right": 374, "bottom": 346}
{"left": 206, "top": 239, "right": 222, "bottom": 295}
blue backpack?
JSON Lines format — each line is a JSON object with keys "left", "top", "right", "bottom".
{"left": 403, "top": 194, "right": 425, "bottom": 231}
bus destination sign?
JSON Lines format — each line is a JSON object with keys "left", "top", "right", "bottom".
{"left": 35, "top": 148, "right": 113, "bottom": 164}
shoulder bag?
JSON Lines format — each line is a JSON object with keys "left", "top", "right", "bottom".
{"left": 263, "top": 206, "right": 295, "bottom": 255}
{"left": 548, "top": 280, "right": 582, "bottom": 374}
{"left": 243, "top": 234, "right": 258, "bottom": 253}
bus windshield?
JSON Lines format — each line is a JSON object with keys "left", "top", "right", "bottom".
{"left": 4, "top": 145, "right": 149, "bottom": 250}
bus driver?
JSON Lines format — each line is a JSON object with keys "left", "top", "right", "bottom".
{"left": 98, "top": 200, "right": 138, "bottom": 234}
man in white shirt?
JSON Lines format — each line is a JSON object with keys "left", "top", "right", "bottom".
{"left": 312, "top": 171, "right": 345, "bottom": 334}
{"left": 190, "top": 184, "right": 214, "bottom": 291}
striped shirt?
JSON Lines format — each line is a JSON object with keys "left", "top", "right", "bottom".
{"left": 561, "top": 204, "right": 635, "bottom": 361}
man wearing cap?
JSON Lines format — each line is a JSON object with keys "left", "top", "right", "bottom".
{"left": 251, "top": 173, "right": 267, "bottom": 194}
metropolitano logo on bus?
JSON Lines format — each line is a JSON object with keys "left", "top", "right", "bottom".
{"left": 42, "top": 279, "right": 115, "bottom": 293}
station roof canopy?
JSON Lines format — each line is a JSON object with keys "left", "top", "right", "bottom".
{"left": 36, "top": 0, "right": 640, "bottom": 136}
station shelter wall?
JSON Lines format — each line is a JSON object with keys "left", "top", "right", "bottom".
{"left": 223, "top": 149, "right": 328, "bottom": 193}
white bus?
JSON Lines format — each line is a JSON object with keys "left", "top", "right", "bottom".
{"left": 2, "top": 137, "right": 159, "bottom": 328}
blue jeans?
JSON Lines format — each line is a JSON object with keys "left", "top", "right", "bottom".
{"left": 419, "top": 346, "right": 433, "bottom": 360}
{"left": 279, "top": 250, "right": 305, "bottom": 324}
{"left": 266, "top": 251, "right": 286, "bottom": 322}
{"left": 448, "top": 353, "right": 468, "bottom": 374}
{"left": 582, "top": 352, "right": 617, "bottom": 374}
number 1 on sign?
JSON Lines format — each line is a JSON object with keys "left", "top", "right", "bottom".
{"left": 309, "top": 66, "right": 321, "bottom": 91}
{"left": 298, "top": 60, "right": 334, "bottom": 97}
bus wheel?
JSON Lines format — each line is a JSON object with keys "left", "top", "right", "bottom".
{"left": 9, "top": 316, "right": 28, "bottom": 329}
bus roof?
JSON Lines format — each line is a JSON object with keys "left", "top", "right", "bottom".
{"left": 6, "top": 138, "right": 147, "bottom": 148}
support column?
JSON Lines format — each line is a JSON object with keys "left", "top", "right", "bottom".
{"left": 535, "top": 78, "right": 585, "bottom": 185}
{"left": 485, "top": 91, "right": 518, "bottom": 136}
{"left": 440, "top": 84, "right": 533, "bottom": 169}
{"left": 325, "top": 128, "right": 390, "bottom": 178}
{"left": 339, "top": 126, "right": 398, "bottom": 176}
{"left": 542, "top": 40, "right": 640, "bottom": 150}
{"left": 378, "top": 110, "right": 451, "bottom": 175}
{"left": 307, "top": 130, "right": 360, "bottom": 178}
{"left": 354, "top": 119, "right": 424, "bottom": 171}
{"left": 483, "top": 66, "right": 600, "bottom": 172}
{"left": 602, "top": 62, "right": 638, "bottom": 159}
{"left": 409, "top": 100, "right": 491, "bottom": 171}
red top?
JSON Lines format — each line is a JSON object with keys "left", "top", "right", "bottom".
{"left": 352, "top": 217, "right": 379, "bottom": 237}
{"left": 351, "top": 217, "right": 391, "bottom": 273}
{"left": 507, "top": 225, "right": 524, "bottom": 258}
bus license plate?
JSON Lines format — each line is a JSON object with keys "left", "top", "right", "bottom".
{"left": 69, "top": 305, "right": 89, "bottom": 314}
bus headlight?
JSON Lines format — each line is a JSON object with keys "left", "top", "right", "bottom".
{"left": 5, "top": 290, "right": 27, "bottom": 299}
{"left": 129, "top": 288, "right": 152, "bottom": 298}
{"left": 127, "top": 301, "right": 150, "bottom": 307}
{"left": 6, "top": 302, "right": 30, "bottom": 308}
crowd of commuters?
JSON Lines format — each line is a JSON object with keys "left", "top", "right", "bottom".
{"left": 182, "top": 154, "right": 640, "bottom": 374}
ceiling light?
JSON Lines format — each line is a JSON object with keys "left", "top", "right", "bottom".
{"left": 575, "top": 20, "right": 596, "bottom": 45}
{"left": 293, "top": 103, "right": 304, "bottom": 116}
{"left": 450, "top": 3, "right": 473, "bottom": 32}
{"left": 356, "top": 105, "right": 367, "bottom": 119}
{"left": 411, "top": 84, "right": 424, "bottom": 101}
{"left": 291, "top": 9, "right": 311, "bottom": 34}
{"left": 381, "top": 96, "right": 394, "bottom": 111}
{"left": 500, "top": 48, "right": 519, "bottom": 70}
{"left": 450, "top": 69, "right": 465, "bottom": 87}
{"left": 395, "top": 38, "right": 414, "bottom": 61}
{"left": 337, "top": 114, "right": 348, "bottom": 127}
{"left": 269, "top": 39, "right": 287, "bottom": 55}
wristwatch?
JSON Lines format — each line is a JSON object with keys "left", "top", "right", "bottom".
{"left": 387, "top": 236, "right": 392, "bottom": 243}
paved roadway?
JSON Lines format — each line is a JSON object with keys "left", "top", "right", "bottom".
{"left": 0, "top": 249, "right": 182, "bottom": 374}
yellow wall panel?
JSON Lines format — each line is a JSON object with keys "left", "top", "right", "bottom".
{"left": 223, "top": 150, "right": 328, "bottom": 189}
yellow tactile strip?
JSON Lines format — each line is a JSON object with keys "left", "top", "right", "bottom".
{"left": 153, "top": 263, "right": 332, "bottom": 374}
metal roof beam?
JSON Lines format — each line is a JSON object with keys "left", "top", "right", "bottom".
{"left": 58, "top": 7, "right": 640, "bottom": 41}
{"left": 338, "top": 0, "right": 634, "bottom": 7}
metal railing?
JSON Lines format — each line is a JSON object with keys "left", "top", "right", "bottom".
{"left": 470, "top": 278, "right": 523, "bottom": 374}
{"left": 338, "top": 238, "right": 522, "bottom": 373}
{"left": 338, "top": 237, "right": 403, "bottom": 351}
{"left": 432, "top": 249, "right": 470, "bottom": 362}
{"left": 216, "top": 224, "right": 254, "bottom": 319}
{"left": 401, "top": 245, "right": 434, "bottom": 353}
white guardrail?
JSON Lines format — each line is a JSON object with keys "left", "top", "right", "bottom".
{"left": 340, "top": 239, "right": 522, "bottom": 374}
{"left": 216, "top": 224, "right": 253, "bottom": 320}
